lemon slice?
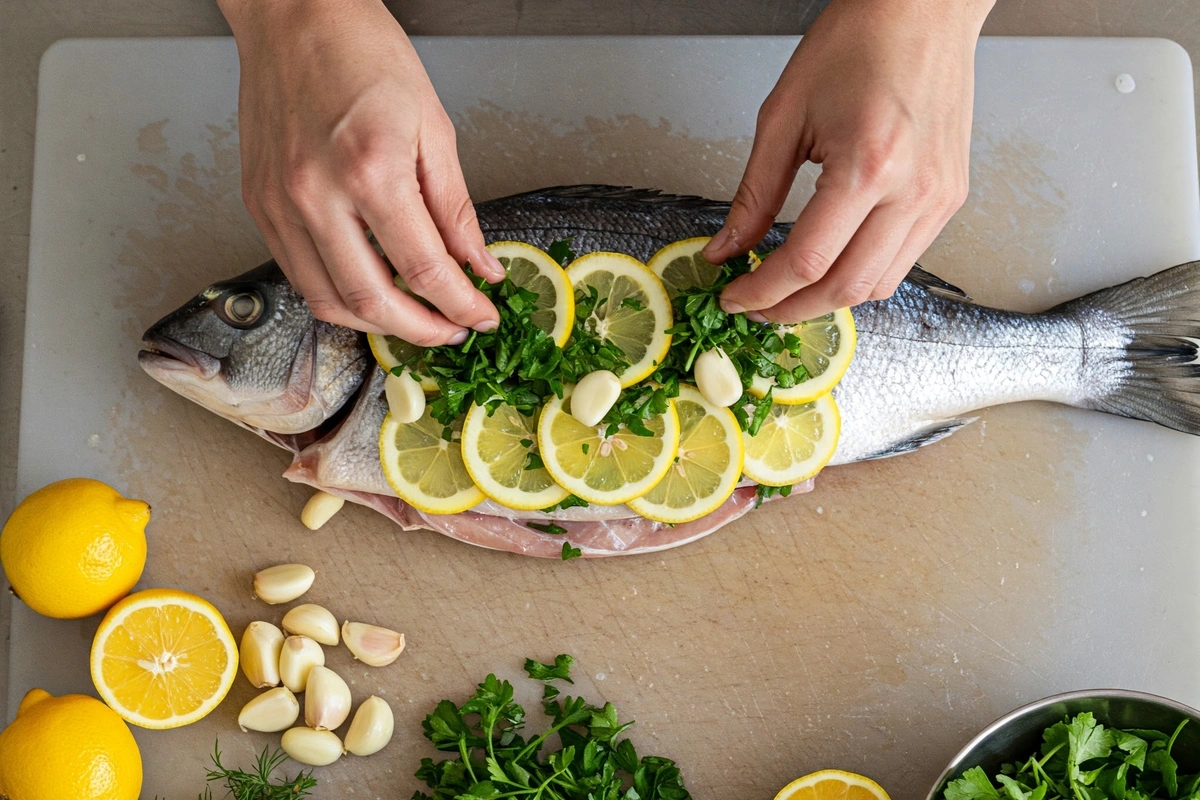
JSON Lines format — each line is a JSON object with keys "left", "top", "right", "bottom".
{"left": 774, "top": 770, "right": 891, "bottom": 800}
{"left": 648, "top": 236, "right": 762, "bottom": 298}
{"left": 461, "top": 400, "right": 570, "bottom": 511}
{"left": 537, "top": 386, "right": 680, "bottom": 505}
{"left": 565, "top": 252, "right": 672, "bottom": 387}
{"left": 487, "top": 241, "right": 575, "bottom": 348}
{"left": 90, "top": 588, "right": 239, "bottom": 730}
{"left": 741, "top": 393, "right": 841, "bottom": 486}
{"left": 379, "top": 408, "right": 484, "bottom": 514}
{"left": 749, "top": 308, "right": 857, "bottom": 404}
{"left": 367, "top": 241, "right": 575, "bottom": 390}
{"left": 628, "top": 384, "right": 744, "bottom": 523}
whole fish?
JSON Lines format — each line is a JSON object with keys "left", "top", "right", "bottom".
{"left": 139, "top": 186, "right": 1200, "bottom": 557}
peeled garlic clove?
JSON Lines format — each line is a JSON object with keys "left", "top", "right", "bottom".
{"left": 239, "top": 621, "right": 285, "bottom": 688}
{"left": 282, "top": 603, "right": 340, "bottom": 646}
{"left": 305, "top": 665, "right": 352, "bottom": 731}
{"left": 238, "top": 686, "right": 299, "bottom": 732}
{"left": 253, "top": 563, "right": 315, "bottom": 605}
{"left": 301, "top": 491, "right": 344, "bottom": 530}
{"left": 385, "top": 369, "right": 427, "bottom": 424}
{"left": 694, "top": 347, "right": 743, "bottom": 408}
{"left": 342, "top": 621, "right": 406, "bottom": 667}
{"left": 570, "top": 370, "right": 621, "bottom": 427}
{"left": 281, "top": 727, "right": 344, "bottom": 767}
{"left": 344, "top": 696, "right": 395, "bottom": 756}
{"left": 279, "top": 635, "right": 325, "bottom": 693}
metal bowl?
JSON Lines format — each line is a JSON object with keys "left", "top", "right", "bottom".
{"left": 925, "top": 689, "right": 1200, "bottom": 800}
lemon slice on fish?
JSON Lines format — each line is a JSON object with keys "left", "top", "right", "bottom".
{"left": 741, "top": 393, "right": 841, "bottom": 486}
{"left": 648, "top": 236, "right": 761, "bottom": 298}
{"left": 628, "top": 384, "right": 744, "bottom": 524}
{"left": 367, "top": 241, "right": 575, "bottom": 390}
{"left": 537, "top": 386, "right": 680, "bottom": 506}
{"left": 565, "top": 253, "right": 672, "bottom": 387}
{"left": 461, "top": 400, "right": 570, "bottom": 511}
{"left": 749, "top": 309, "right": 857, "bottom": 405}
{"left": 379, "top": 408, "right": 484, "bottom": 514}
{"left": 487, "top": 241, "right": 575, "bottom": 348}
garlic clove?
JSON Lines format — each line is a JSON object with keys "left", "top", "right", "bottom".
{"left": 252, "top": 563, "right": 316, "bottom": 605}
{"left": 384, "top": 369, "right": 427, "bottom": 424}
{"left": 237, "top": 686, "right": 299, "bottom": 732}
{"left": 305, "top": 665, "right": 352, "bottom": 731}
{"left": 281, "top": 727, "right": 343, "bottom": 767}
{"left": 342, "top": 621, "right": 406, "bottom": 667}
{"left": 300, "top": 491, "right": 345, "bottom": 531}
{"left": 694, "top": 347, "right": 743, "bottom": 407}
{"left": 569, "top": 370, "right": 622, "bottom": 427}
{"left": 344, "top": 696, "right": 395, "bottom": 756}
{"left": 281, "top": 603, "right": 340, "bottom": 646}
{"left": 239, "top": 621, "right": 285, "bottom": 688}
{"left": 279, "top": 635, "right": 325, "bottom": 693}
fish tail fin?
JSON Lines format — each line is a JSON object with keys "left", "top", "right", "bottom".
{"left": 1063, "top": 260, "right": 1200, "bottom": 434}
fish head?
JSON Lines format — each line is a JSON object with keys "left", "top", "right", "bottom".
{"left": 138, "top": 260, "right": 369, "bottom": 434}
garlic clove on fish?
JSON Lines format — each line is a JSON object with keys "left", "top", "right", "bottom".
{"left": 239, "top": 621, "right": 285, "bottom": 688}
{"left": 281, "top": 603, "right": 340, "bottom": 646}
{"left": 343, "top": 696, "right": 395, "bottom": 756}
{"left": 281, "top": 727, "right": 344, "bottom": 767}
{"left": 279, "top": 635, "right": 325, "bottom": 693}
{"left": 694, "top": 347, "right": 743, "bottom": 408}
{"left": 342, "top": 621, "right": 406, "bottom": 667}
{"left": 252, "top": 563, "right": 316, "bottom": 605}
{"left": 304, "top": 665, "right": 352, "bottom": 731}
{"left": 237, "top": 686, "right": 299, "bottom": 732}
{"left": 570, "top": 370, "right": 622, "bottom": 427}
{"left": 385, "top": 369, "right": 427, "bottom": 424}
{"left": 300, "top": 491, "right": 345, "bottom": 530}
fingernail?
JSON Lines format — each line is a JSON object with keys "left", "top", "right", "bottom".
{"left": 703, "top": 228, "right": 731, "bottom": 259}
{"left": 747, "top": 311, "right": 767, "bottom": 323}
{"left": 720, "top": 299, "right": 746, "bottom": 315}
{"left": 474, "top": 319, "right": 498, "bottom": 333}
{"left": 448, "top": 330, "right": 469, "bottom": 345}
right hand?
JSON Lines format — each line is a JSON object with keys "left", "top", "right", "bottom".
{"left": 220, "top": 0, "right": 503, "bottom": 346}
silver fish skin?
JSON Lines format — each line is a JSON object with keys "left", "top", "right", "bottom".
{"left": 139, "top": 260, "right": 369, "bottom": 440}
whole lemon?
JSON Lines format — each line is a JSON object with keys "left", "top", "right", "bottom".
{"left": 1, "top": 478, "right": 149, "bottom": 618}
{"left": 0, "top": 688, "right": 143, "bottom": 800}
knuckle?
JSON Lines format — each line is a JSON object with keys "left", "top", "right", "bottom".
{"left": 306, "top": 298, "right": 345, "bottom": 325}
{"left": 281, "top": 160, "right": 321, "bottom": 209}
{"left": 448, "top": 195, "right": 480, "bottom": 236}
{"left": 402, "top": 259, "right": 450, "bottom": 295}
{"left": 833, "top": 278, "right": 877, "bottom": 308}
{"left": 784, "top": 248, "right": 834, "bottom": 284}
{"left": 868, "top": 282, "right": 900, "bottom": 302}
{"left": 855, "top": 139, "right": 902, "bottom": 190}
{"left": 341, "top": 287, "right": 391, "bottom": 322}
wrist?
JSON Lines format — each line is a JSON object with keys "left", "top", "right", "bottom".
{"left": 218, "top": 0, "right": 384, "bottom": 39}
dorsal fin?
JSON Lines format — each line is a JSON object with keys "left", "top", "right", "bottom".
{"left": 906, "top": 265, "right": 972, "bottom": 302}
{"left": 495, "top": 184, "right": 735, "bottom": 212}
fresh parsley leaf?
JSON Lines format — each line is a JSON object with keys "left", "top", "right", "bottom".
{"left": 526, "top": 521, "right": 567, "bottom": 535}
{"left": 524, "top": 654, "right": 575, "bottom": 683}
{"left": 547, "top": 238, "right": 577, "bottom": 267}
{"left": 582, "top": 443, "right": 590, "bottom": 454}
{"left": 945, "top": 767, "right": 1003, "bottom": 800}
{"left": 540, "top": 494, "right": 590, "bottom": 514}
{"left": 561, "top": 542, "right": 583, "bottom": 560}
{"left": 754, "top": 483, "right": 792, "bottom": 508}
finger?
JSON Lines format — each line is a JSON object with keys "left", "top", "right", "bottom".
{"left": 417, "top": 127, "right": 505, "bottom": 283}
{"left": 702, "top": 100, "right": 805, "bottom": 265}
{"left": 358, "top": 174, "right": 500, "bottom": 332}
{"left": 869, "top": 219, "right": 941, "bottom": 301}
{"left": 303, "top": 206, "right": 472, "bottom": 346}
{"left": 751, "top": 201, "right": 916, "bottom": 322}
{"left": 720, "top": 173, "right": 880, "bottom": 313}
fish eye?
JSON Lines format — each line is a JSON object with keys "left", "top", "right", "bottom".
{"left": 217, "top": 290, "right": 265, "bottom": 328}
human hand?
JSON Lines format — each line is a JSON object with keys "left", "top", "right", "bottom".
{"left": 705, "top": 0, "right": 994, "bottom": 322}
{"left": 219, "top": 0, "right": 502, "bottom": 345}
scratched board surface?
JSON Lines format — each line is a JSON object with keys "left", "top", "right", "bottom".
{"left": 12, "top": 37, "right": 1200, "bottom": 798}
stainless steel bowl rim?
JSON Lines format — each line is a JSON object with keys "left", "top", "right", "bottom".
{"left": 925, "top": 688, "right": 1200, "bottom": 800}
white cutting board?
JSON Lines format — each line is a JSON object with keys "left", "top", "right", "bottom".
{"left": 12, "top": 37, "right": 1200, "bottom": 797}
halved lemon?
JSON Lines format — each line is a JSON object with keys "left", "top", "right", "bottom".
{"left": 367, "top": 241, "right": 575, "bottom": 390}
{"left": 749, "top": 308, "right": 857, "bottom": 404}
{"left": 537, "top": 386, "right": 680, "bottom": 506}
{"left": 487, "top": 241, "right": 574, "bottom": 348}
{"left": 628, "top": 384, "right": 744, "bottom": 523}
{"left": 565, "top": 252, "right": 673, "bottom": 387}
{"left": 90, "top": 588, "right": 239, "bottom": 730}
{"left": 741, "top": 393, "right": 841, "bottom": 486}
{"left": 380, "top": 408, "right": 484, "bottom": 514}
{"left": 462, "top": 400, "right": 570, "bottom": 511}
{"left": 774, "top": 770, "right": 891, "bottom": 800}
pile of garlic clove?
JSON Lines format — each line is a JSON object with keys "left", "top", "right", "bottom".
{"left": 239, "top": 562, "right": 405, "bottom": 766}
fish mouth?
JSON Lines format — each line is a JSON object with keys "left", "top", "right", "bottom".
{"left": 138, "top": 335, "right": 221, "bottom": 380}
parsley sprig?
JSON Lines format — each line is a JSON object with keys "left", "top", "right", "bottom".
{"left": 415, "top": 654, "right": 691, "bottom": 800}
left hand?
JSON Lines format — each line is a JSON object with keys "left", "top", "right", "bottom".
{"left": 705, "top": 0, "right": 994, "bottom": 322}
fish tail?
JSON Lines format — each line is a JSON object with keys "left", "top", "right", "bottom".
{"left": 1063, "top": 260, "right": 1200, "bottom": 434}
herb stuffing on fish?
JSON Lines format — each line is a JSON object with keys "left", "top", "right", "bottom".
{"left": 140, "top": 185, "right": 1200, "bottom": 558}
